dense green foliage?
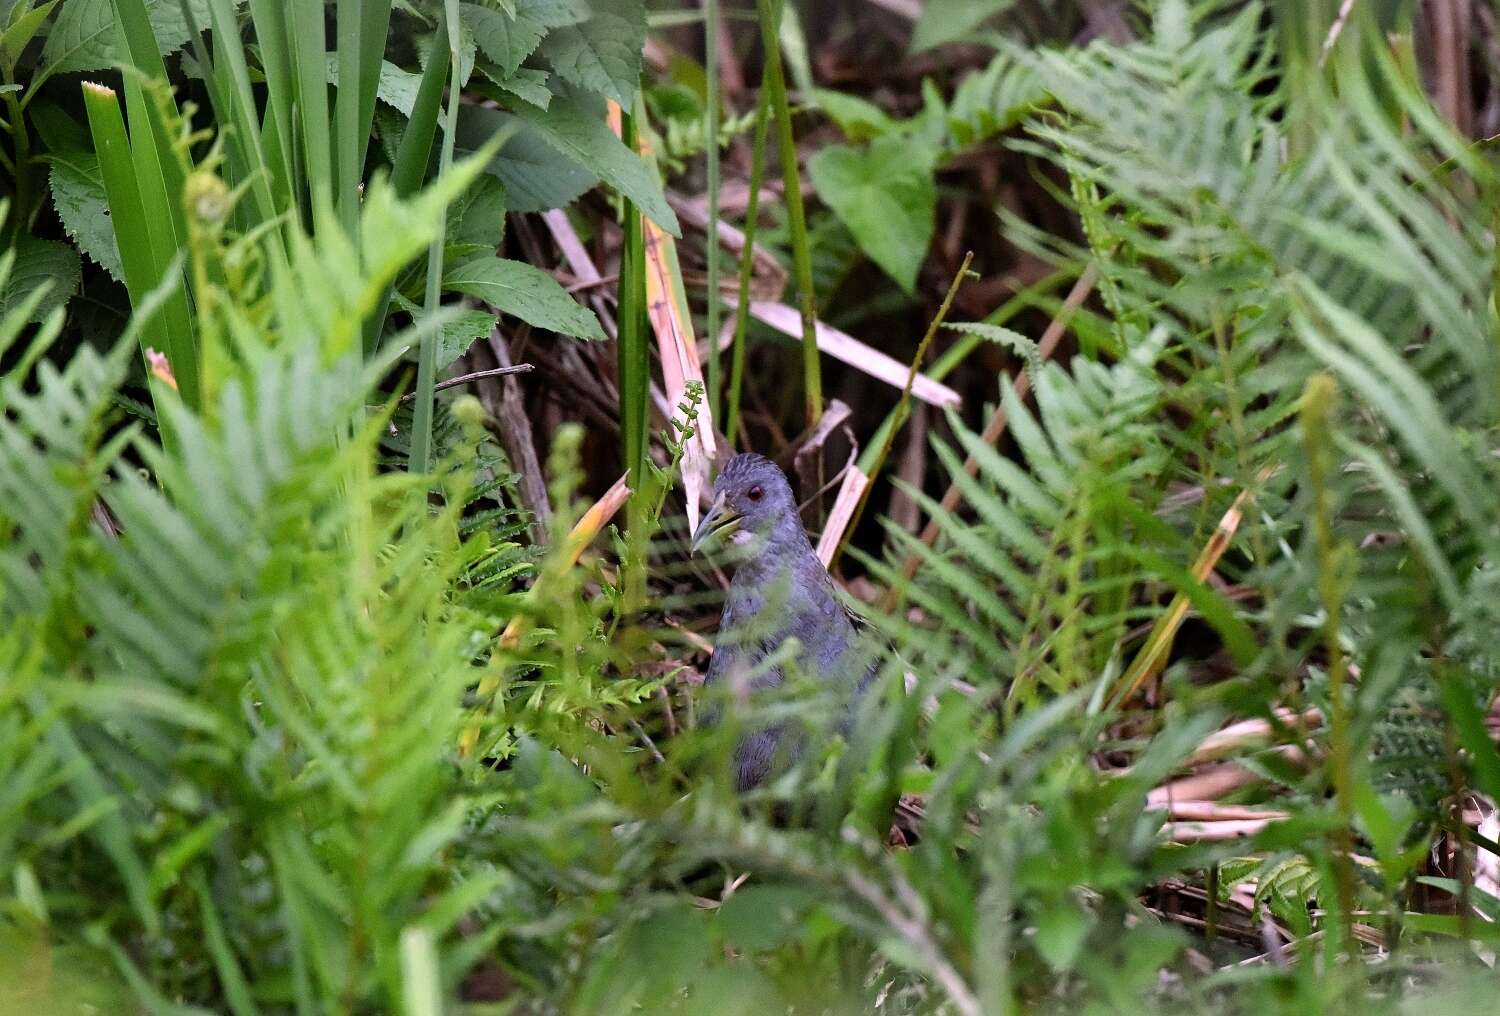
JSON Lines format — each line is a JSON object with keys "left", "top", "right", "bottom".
{"left": 4, "top": 0, "right": 1500, "bottom": 1013}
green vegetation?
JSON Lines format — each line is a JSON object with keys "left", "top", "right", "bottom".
{"left": 3, "top": 0, "right": 1500, "bottom": 1012}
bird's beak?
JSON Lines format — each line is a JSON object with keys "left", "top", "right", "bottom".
{"left": 691, "top": 493, "right": 741, "bottom": 556}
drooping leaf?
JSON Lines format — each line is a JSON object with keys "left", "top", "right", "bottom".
{"left": 455, "top": 103, "right": 598, "bottom": 212}
{"left": 715, "top": 885, "right": 820, "bottom": 953}
{"left": 527, "top": 0, "right": 589, "bottom": 27}
{"left": 0, "top": 237, "right": 81, "bottom": 322}
{"left": 395, "top": 294, "right": 501, "bottom": 368}
{"left": 455, "top": 96, "right": 678, "bottom": 235}
{"left": 1032, "top": 903, "right": 1091, "bottom": 973}
{"left": 536, "top": 0, "right": 643, "bottom": 108}
{"left": 443, "top": 255, "right": 605, "bottom": 340}
{"left": 49, "top": 151, "right": 124, "bottom": 282}
{"left": 508, "top": 92, "right": 678, "bottom": 234}
{"left": 807, "top": 136, "right": 936, "bottom": 294}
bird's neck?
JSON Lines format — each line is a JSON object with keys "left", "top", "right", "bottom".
{"left": 725, "top": 519, "right": 836, "bottom": 614}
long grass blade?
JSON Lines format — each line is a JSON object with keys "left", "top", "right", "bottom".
{"left": 617, "top": 99, "right": 650, "bottom": 486}
{"left": 757, "top": 0, "right": 821, "bottom": 426}
{"left": 364, "top": 19, "right": 452, "bottom": 356}
{"left": 725, "top": 83, "right": 771, "bottom": 448}
{"left": 704, "top": 0, "right": 722, "bottom": 420}
{"left": 247, "top": 0, "right": 298, "bottom": 206}
{"left": 609, "top": 102, "right": 716, "bottom": 530}
{"left": 289, "top": 0, "right": 332, "bottom": 213}
{"left": 334, "top": 0, "right": 364, "bottom": 238}
{"left": 82, "top": 80, "right": 198, "bottom": 409}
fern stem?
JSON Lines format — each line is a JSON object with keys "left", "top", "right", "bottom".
{"left": 725, "top": 84, "right": 772, "bottom": 449}
{"left": 756, "top": 0, "right": 821, "bottom": 427}
{"left": 1300, "top": 372, "right": 1360, "bottom": 965}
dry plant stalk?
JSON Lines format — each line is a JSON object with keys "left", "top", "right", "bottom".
{"left": 735, "top": 300, "right": 963, "bottom": 409}
{"left": 816, "top": 465, "right": 869, "bottom": 565}
{"left": 1111, "top": 463, "right": 1277, "bottom": 706}
{"left": 608, "top": 100, "right": 716, "bottom": 532}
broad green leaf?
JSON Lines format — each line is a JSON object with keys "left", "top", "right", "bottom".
{"left": 443, "top": 255, "right": 605, "bottom": 340}
{"left": 48, "top": 151, "right": 124, "bottom": 281}
{"left": 808, "top": 136, "right": 935, "bottom": 294}
{"left": 536, "top": 0, "right": 643, "bottom": 107}
{"left": 461, "top": 0, "right": 544, "bottom": 76}
{"left": 455, "top": 103, "right": 598, "bottom": 212}
{"left": 508, "top": 92, "right": 678, "bottom": 234}
{"left": 1, "top": 0, "right": 61, "bottom": 68}
{"left": 434, "top": 307, "right": 500, "bottom": 367}
{"left": 456, "top": 96, "right": 679, "bottom": 234}
{"left": 0, "top": 237, "right": 80, "bottom": 322}
{"left": 476, "top": 61, "right": 552, "bottom": 108}
{"left": 454, "top": 10, "right": 476, "bottom": 87}
{"left": 910, "top": 0, "right": 1014, "bottom": 53}
{"left": 40, "top": 0, "right": 232, "bottom": 77}
{"left": 716, "top": 885, "right": 820, "bottom": 953}
{"left": 812, "top": 88, "right": 895, "bottom": 141}
{"left": 394, "top": 295, "right": 500, "bottom": 368}
{"left": 1033, "top": 903, "right": 1090, "bottom": 972}
{"left": 377, "top": 60, "right": 425, "bottom": 117}
{"left": 327, "top": 55, "right": 426, "bottom": 117}
{"left": 528, "top": 0, "right": 589, "bottom": 28}
{"left": 449, "top": 175, "right": 507, "bottom": 248}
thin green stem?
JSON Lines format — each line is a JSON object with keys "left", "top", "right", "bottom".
{"left": 757, "top": 0, "right": 821, "bottom": 427}
{"left": 1, "top": 90, "right": 28, "bottom": 242}
{"left": 829, "top": 252, "right": 972, "bottom": 570}
{"left": 409, "top": 0, "right": 462, "bottom": 475}
{"left": 725, "top": 84, "right": 771, "bottom": 449}
{"left": 859, "top": 269, "right": 1071, "bottom": 477}
{"left": 704, "top": 0, "right": 722, "bottom": 421}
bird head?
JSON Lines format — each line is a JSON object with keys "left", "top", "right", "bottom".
{"left": 691, "top": 453, "right": 797, "bottom": 557}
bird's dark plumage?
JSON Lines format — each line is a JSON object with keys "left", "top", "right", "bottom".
{"left": 692, "top": 453, "right": 874, "bottom": 790}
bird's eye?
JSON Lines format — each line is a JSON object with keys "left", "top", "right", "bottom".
{"left": 747, "top": 485, "right": 764, "bottom": 502}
